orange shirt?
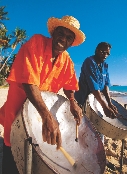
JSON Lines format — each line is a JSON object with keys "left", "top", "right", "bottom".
{"left": 7, "top": 34, "right": 79, "bottom": 93}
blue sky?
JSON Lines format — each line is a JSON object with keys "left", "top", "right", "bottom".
{"left": 1, "top": 0, "right": 127, "bottom": 85}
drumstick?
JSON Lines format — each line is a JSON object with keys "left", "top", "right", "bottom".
{"left": 75, "top": 121, "right": 78, "bottom": 142}
{"left": 60, "top": 147, "right": 76, "bottom": 166}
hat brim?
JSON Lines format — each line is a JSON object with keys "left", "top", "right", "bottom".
{"left": 47, "top": 18, "right": 86, "bottom": 46}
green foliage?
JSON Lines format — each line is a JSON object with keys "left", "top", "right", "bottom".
{"left": 0, "top": 6, "right": 9, "bottom": 21}
{"left": 11, "top": 27, "right": 27, "bottom": 49}
{"left": 0, "top": 6, "right": 28, "bottom": 85}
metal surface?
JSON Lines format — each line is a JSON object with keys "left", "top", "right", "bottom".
{"left": 10, "top": 91, "right": 106, "bottom": 174}
{"left": 85, "top": 94, "right": 127, "bottom": 140}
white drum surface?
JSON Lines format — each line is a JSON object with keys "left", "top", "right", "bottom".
{"left": 11, "top": 91, "right": 106, "bottom": 174}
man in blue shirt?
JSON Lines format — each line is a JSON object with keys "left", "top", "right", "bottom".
{"left": 75, "top": 42, "right": 118, "bottom": 171}
{"left": 75, "top": 42, "right": 118, "bottom": 118}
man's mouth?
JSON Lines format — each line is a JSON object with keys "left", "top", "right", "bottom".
{"left": 103, "top": 58, "right": 106, "bottom": 61}
{"left": 58, "top": 42, "right": 64, "bottom": 48}
{"left": 53, "top": 41, "right": 65, "bottom": 54}
{"left": 56, "top": 42, "right": 65, "bottom": 53}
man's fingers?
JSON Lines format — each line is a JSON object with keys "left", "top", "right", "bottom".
{"left": 47, "top": 130, "right": 51, "bottom": 144}
{"left": 42, "top": 124, "right": 61, "bottom": 149}
{"left": 42, "top": 118, "right": 62, "bottom": 149}
{"left": 42, "top": 126, "right": 47, "bottom": 142}
{"left": 73, "top": 111, "right": 83, "bottom": 125}
{"left": 51, "top": 130, "right": 57, "bottom": 145}
{"left": 111, "top": 105, "right": 118, "bottom": 114}
{"left": 114, "top": 110, "right": 119, "bottom": 114}
{"left": 75, "top": 118, "right": 80, "bottom": 126}
{"left": 109, "top": 112, "right": 116, "bottom": 119}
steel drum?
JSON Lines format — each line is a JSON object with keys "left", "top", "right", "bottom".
{"left": 10, "top": 91, "right": 106, "bottom": 174}
{"left": 85, "top": 94, "right": 127, "bottom": 140}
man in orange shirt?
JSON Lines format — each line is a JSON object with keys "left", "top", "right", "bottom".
{"left": 0, "top": 15, "right": 85, "bottom": 173}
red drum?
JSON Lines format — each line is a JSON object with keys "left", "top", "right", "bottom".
{"left": 10, "top": 91, "right": 106, "bottom": 174}
{"left": 85, "top": 94, "right": 127, "bottom": 140}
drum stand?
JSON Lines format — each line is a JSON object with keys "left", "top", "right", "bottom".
{"left": 120, "top": 104, "right": 127, "bottom": 173}
{"left": 24, "top": 137, "right": 34, "bottom": 174}
{"left": 120, "top": 139, "right": 124, "bottom": 173}
{"left": 24, "top": 136, "right": 40, "bottom": 174}
{"left": 120, "top": 104, "right": 127, "bottom": 174}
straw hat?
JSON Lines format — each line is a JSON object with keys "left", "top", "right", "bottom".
{"left": 47, "top": 15, "right": 86, "bottom": 46}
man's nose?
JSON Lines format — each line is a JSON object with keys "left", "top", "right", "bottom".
{"left": 60, "top": 36, "right": 66, "bottom": 42}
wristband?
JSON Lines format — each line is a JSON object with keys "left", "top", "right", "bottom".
{"left": 69, "top": 97, "right": 77, "bottom": 103}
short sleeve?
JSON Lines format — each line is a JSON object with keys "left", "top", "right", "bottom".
{"left": 7, "top": 35, "right": 44, "bottom": 86}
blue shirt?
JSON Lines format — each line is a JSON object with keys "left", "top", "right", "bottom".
{"left": 75, "top": 56, "right": 110, "bottom": 105}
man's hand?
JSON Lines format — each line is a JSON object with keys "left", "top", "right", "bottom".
{"left": 42, "top": 114, "right": 62, "bottom": 150}
{"left": 103, "top": 105, "right": 117, "bottom": 119}
{"left": 108, "top": 103, "right": 119, "bottom": 114}
{"left": 70, "top": 100, "right": 83, "bottom": 125}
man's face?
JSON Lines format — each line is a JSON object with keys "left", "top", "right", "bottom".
{"left": 52, "top": 26, "right": 75, "bottom": 56}
{"left": 95, "top": 46, "right": 110, "bottom": 64}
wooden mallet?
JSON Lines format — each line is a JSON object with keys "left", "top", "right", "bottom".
{"left": 75, "top": 121, "right": 78, "bottom": 142}
{"left": 60, "top": 146, "right": 76, "bottom": 166}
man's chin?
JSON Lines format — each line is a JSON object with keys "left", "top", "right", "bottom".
{"left": 54, "top": 49, "right": 64, "bottom": 56}
{"left": 57, "top": 48, "right": 66, "bottom": 53}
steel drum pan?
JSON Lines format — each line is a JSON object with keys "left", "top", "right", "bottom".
{"left": 85, "top": 94, "right": 127, "bottom": 140}
{"left": 10, "top": 91, "right": 106, "bottom": 174}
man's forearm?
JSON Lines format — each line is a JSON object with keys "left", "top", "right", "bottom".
{"left": 63, "top": 89, "right": 78, "bottom": 106}
{"left": 63, "top": 89, "right": 75, "bottom": 100}
{"left": 102, "top": 86, "right": 111, "bottom": 105}
{"left": 92, "top": 90, "right": 108, "bottom": 108}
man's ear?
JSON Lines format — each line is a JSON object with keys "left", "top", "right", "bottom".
{"left": 51, "top": 31, "right": 54, "bottom": 37}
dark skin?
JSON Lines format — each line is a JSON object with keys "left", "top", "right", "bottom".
{"left": 93, "top": 45, "right": 118, "bottom": 118}
{"left": 23, "top": 26, "right": 82, "bottom": 149}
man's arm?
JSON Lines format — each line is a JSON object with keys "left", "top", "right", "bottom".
{"left": 92, "top": 89, "right": 108, "bottom": 108}
{"left": 63, "top": 89, "right": 82, "bottom": 125}
{"left": 101, "top": 86, "right": 111, "bottom": 105}
{"left": 22, "top": 83, "right": 61, "bottom": 149}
